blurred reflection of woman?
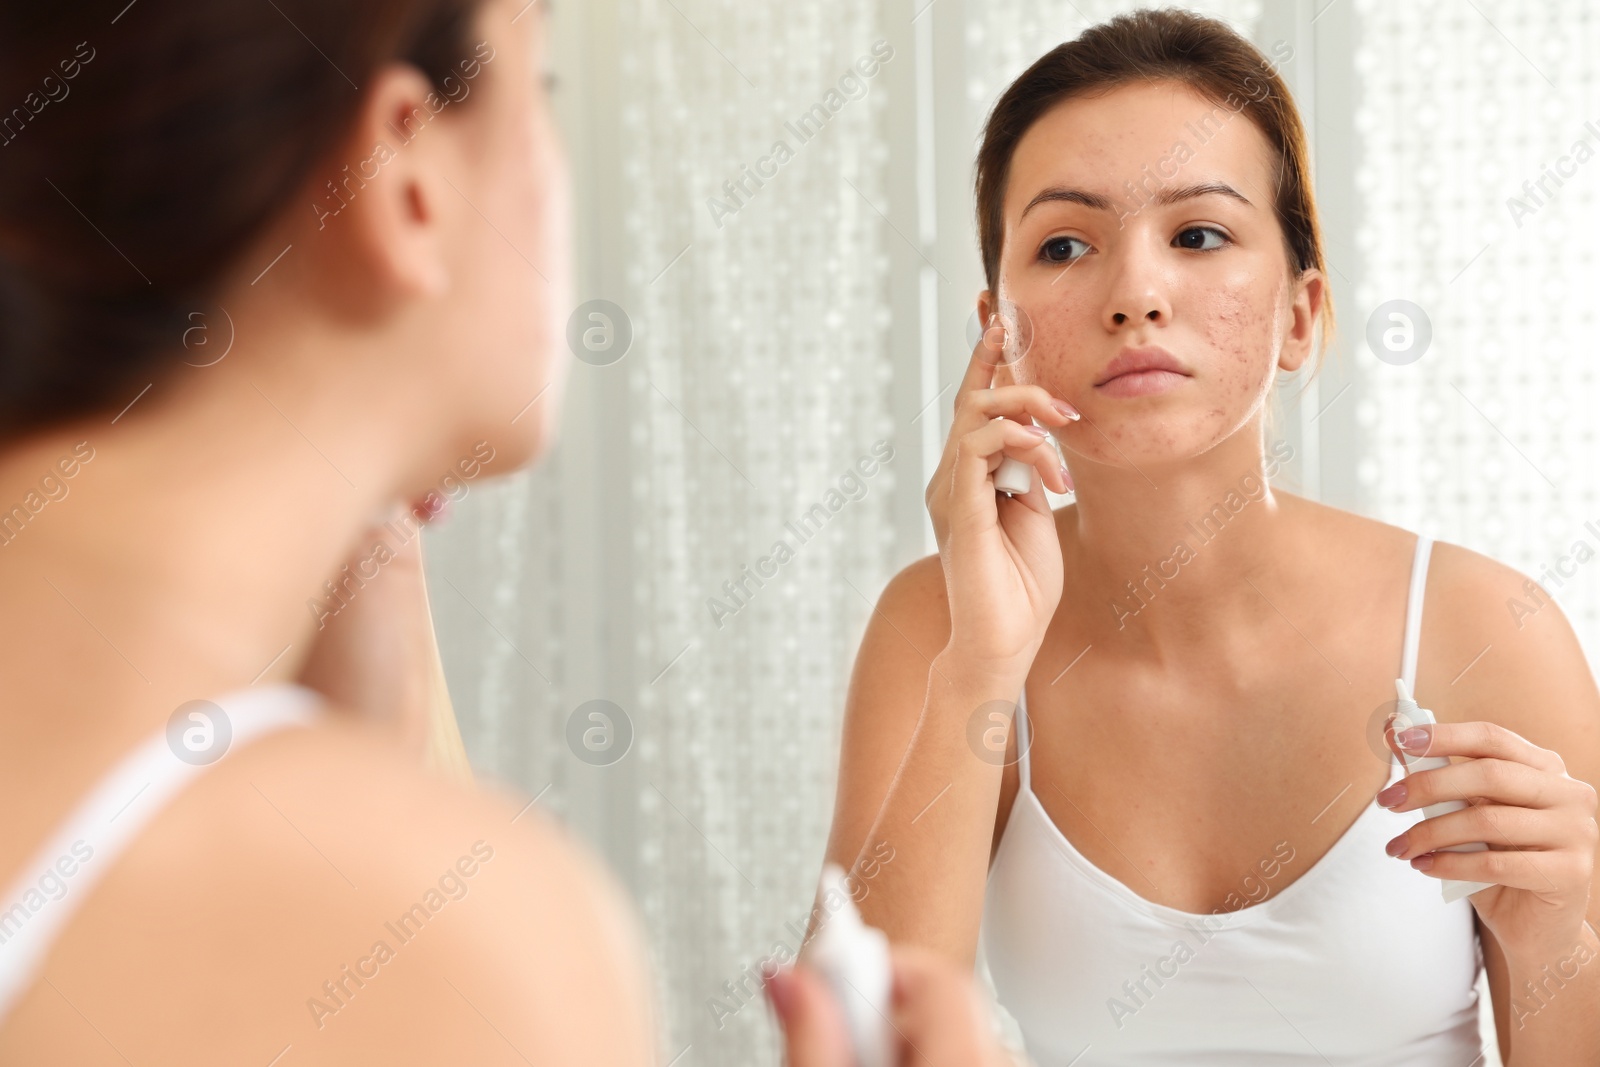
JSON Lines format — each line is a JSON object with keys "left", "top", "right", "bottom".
{"left": 0, "top": 2, "right": 1009, "bottom": 1063}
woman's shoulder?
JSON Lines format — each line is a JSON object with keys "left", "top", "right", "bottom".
{"left": 1417, "top": 536, "right": 1599, "bottom": 755}
{"left": 1283, "top": 497, "right": 1584, "bottom": 680}
{"left": 1425, "top": 535, "right": 1556, "bottom": 616}
{"left": 0, "top": 716, "right": 658, "bottom": 1065}
{"left": 843, "top": 553, "right": 960, "bottom": 725}
{"left": 1411, "top": 531, "right": 1576, "bottom": 663}
{"left": 876, "top": 550, "right": 953, "bottom": 644}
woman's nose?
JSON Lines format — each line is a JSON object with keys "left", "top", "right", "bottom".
{"left": 1112, "top": 306, "right": 1164, "bottom": 326}
{"left": 1105, "top": 244, "right": 1173, "bottom": 328}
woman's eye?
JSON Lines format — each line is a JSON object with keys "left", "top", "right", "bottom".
{"left": 1175, "top": 226, "right": 1229, "bottom": 251}
{"left": 1039, "top": 235, "right": 1088, "bottom": 263}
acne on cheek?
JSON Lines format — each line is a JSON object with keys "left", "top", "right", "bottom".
{"left": 1199, "top": 280, "right": 1280, "bottom": 402}
{"left": 1005, "top": 276, "right": 1283, "bottom": 461}
{"left": 1006, "top": 301, "right": 1082, "bottom": 396}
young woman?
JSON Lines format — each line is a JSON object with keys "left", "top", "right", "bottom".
{"left": 0, "top": 1, "right": 1007, "bottom": 1063}
{"left": 821, "top": 9, "right": 1600, "bottom": 1065}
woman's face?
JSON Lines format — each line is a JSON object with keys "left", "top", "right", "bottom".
{"left": 990, "top": 80, "right": 1321, "bottom": 470}
{"left": 441, "top": 0, "right": 571, "bottom": 468}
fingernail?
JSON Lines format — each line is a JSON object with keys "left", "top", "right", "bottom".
{"left": 984, "top": 325, "right": 1006, "bottom": 349}
{"left": 764, "top": 967, "right": 794, "bottom": 1026}
{"left": 412, "top": 495, "right": 451, "bottom": 526}
{"left": 1396, "top": 727, "right": 1430, "bottom": 752}
{"left": 1411, "top": 853, "right": 1434, "bottom": 870}
{"left": 1060, "top": 465, "right": 1075, "bottom": 493}
{"left": 1052, "top": 398, "right": 1081, "bottom": 421}
{"left": 1025, "top": 424, "right": 1050, "bottom": 437}
{"left": 1376, "top": 781, "right": 1407, "bottom": 808}
{"left": 1385, "top": 833, "right": 1409, "bottom": 858}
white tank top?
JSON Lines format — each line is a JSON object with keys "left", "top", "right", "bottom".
{"left": 980, "top": 535, "right": 1485, "bottom": 1065}
{"left": 0, "top": 683, "right": 322, "bottom": 1029}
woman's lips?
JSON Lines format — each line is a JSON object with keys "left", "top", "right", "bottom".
{"left": 1094, "top": 368, "right": 1190, "bottom": 398}
{"left": 1092, "top": 345, "right": 1191, "bottom": 397}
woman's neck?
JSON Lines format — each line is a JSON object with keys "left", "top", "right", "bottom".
{"left": 0, "top": 338, "right": 421, "bottom": 745}
{"left": 1062, "top": 428, "right": 1303, "bottom": 655}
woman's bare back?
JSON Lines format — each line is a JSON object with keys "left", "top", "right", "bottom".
{"left": 0, "top": 714, "right": 658, "bottom": 1066}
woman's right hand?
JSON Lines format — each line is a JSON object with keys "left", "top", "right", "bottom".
{"left": 770, "top": 944, "right": 1014, "bottom": 1067}
{"left": 925, "top": 326, "right": 1078, "bottom": 680}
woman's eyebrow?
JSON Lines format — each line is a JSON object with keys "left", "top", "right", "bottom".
{"left": 1019, "top": 179, "right": 1253, "bottom": 219}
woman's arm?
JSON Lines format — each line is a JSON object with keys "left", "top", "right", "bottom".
{"left": 817, "top": 558, "right": 1022, "bottom": 965}
{"left": 1402, "top": 542, "right": 1600, "bottom": 1065}
{"left": 813, "top": 330, "right": 1077, "bottom": 967}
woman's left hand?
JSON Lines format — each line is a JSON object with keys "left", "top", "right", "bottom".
{"left": 1379, "top": 719, "right": 1600, "bottom": 963}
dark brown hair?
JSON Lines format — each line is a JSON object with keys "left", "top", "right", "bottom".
{"left": 0, "top": 0, "right": 487, "bottom": 444}
{"left": 974, "top": 7, "right": 1334, "bottom": 355}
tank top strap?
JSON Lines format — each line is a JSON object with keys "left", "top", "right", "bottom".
{"left": 0, "top": 683, "right": 323, "bottom": 1028}
{"left": 1014, "top": 684, "right": 1032, "bottom": 792}
{"left": 1400, "top": 534, "right": 1434, "bottom": 696}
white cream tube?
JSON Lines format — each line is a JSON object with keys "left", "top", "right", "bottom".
{"left": 1393, "top": 678, "right": 1495, "bottom": 903}
{"left": 988, "top": 298, "right": 1041, "bottom": 497}
{"left": 807, "top": 864, "right": 892, "bottom": 1067}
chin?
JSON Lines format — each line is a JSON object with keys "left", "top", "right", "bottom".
{"left": 477, "top": 324, "right": 569, "bottom": 474}
{"left": 1073, "top": 406, "right": 1245, "bottom": 469}
{"left": 511, "top": 405, "right": 561, "bottom": 470}
{"left": 464, "top": 397, "right": 552, "bottom": 481}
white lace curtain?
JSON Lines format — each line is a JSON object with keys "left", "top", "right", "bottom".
{"left": 433, "top": 2, "right": 898, "bottom": 1063}
{"left": 425, "top": 1, "right": 1592, "bottom": 1063}
{"left": 1351, "top": 0, "right": 1600, "bottom": 663}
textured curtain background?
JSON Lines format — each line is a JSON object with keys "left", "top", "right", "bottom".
{"left": 1349, "top": 0, "right": 1600, "bottom": 657}
{"left": 602, "top": 1, "right": 899, "bottom": 1063}
{"left": 420, "top": 1, "right": 1597, "bottom": 1063}
{"left": 1343, "top": 10, "right": 1600, "bottom": 1057}
{"left": 432, "top": 2, "right": 901, "bottom": 1063}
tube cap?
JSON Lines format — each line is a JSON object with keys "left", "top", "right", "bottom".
{"left": 995, "top": 456, "right": 1033, "bottom": 495}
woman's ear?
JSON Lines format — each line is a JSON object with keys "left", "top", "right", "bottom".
{"left": 976, "top": 287, "right": 1023, "bottom": 387}
{"left": 1277, "top": 268, "right": 1326, "bottom": 373}
{"left": 977, "top": 288, "right": 996, "bottom": 329}
{"left": 306, "top": 63, "right": 456, "bottom": 312}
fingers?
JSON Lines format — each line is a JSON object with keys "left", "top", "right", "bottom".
{"left": 1390, "top": 802, "right": 1564, "bottom": 858}
{"left": 768, "top": 965, "right": 852, "bottom": 1067}
{"left": 955, "top": 325, "right": 1003, "bottom": 397}
{"left": 1381, "top": 757, "right": 1594, "bottom": 813}
{"left": 1401, "top": 838, "right": 1588, "bottom": 895}
{"left": 890, "top": 944, "right": 1006, "bottom": 1067}
{"left": 411, "top": 492, "right": 452, "bottom": 526}
{"left": 771, "top": 951, "right": 1011, "bottom": 1067}
{"left": 929, "top": 323, "right": 1079, "bottom": 530}
{"left": 950, "top": 419, "right": 1070, "bottom": 508}
{"left": 953, "top": 383, "right": 1078, "bottom": 440}
{"left": 1382, "top": 752, "right": 1600, "bottom": 898}
{"left": 952, "top": 327, "right": 1078, "bottom": 435}
{"left": 1391, "top": 720, "right": 1567, "bottom": 776}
